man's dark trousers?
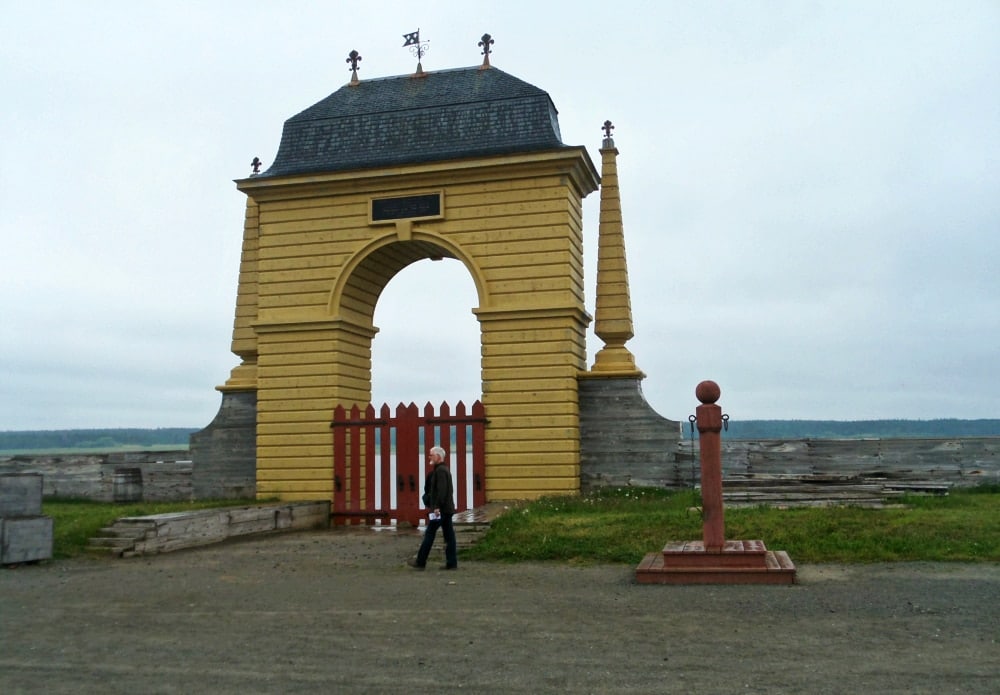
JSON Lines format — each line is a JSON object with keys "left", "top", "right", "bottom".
{"left": 415, "top": 513, "right": 457, "bottom": 568}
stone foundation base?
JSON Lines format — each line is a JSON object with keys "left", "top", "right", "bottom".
{"left": 578, "top": 377, "right": 681, "bottom": 490}
{"left": 190, "top": 390, "right": 257, "bottom": 499}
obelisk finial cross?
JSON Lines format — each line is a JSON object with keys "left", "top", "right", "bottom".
{"left": 479, "top": 33, "right": 494, "bottom": 68}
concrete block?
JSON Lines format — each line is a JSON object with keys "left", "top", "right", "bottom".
{"left": 1, "top": 515, "right": 53, "bottom": 564}
{"left": 0, "top": 473, "right": 44, "bottom": 516}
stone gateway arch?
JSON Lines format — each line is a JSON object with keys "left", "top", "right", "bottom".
{"left": 191, "top": 50, "right": 678, "bottom": 504}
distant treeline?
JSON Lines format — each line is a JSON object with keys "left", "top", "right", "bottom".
{"left": 0, "top": 428, "right": 197, "bottom": 452}
{"left": 2, "top": 421, "right": 998, "bottom": 451}
{"left": 686, "top": 419, "right": 1000, "bottom": 440}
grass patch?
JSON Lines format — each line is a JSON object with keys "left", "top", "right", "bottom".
{"left": 463, "top": 486, "right": 1000, "bottom": 565}
{"left": 44, "top": 498, "right": 258, "bottom": 559}
{"left": 42, "top": 487, "right": 1000, "bottom": 564}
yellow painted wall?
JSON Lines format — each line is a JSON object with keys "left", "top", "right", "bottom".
{"left": 224, "top": 149, "right": 598, "bottom": 501}
{"left": 219, "top": 200, "right": 259, "bottom": 391}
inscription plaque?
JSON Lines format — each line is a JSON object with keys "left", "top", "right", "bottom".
{"left": 371, "top": 193, "right": 442, "bottom": 221}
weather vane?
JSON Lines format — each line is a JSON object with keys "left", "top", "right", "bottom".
{"left": 346, "top": 49, "right": 362, "bottom": 85}
{"left": 479, "top": 33, "right": 494, "bottom": 69}
{"left": 403, "top": 29, "right": 429, "bottom": 73}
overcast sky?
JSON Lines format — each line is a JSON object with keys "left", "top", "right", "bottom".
{"left": 2, "top": 1, "right": 998, "bottom": 430}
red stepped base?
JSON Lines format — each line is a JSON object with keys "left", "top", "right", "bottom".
{"left": 635, "top": 539, "right": 796, "bottom": 585}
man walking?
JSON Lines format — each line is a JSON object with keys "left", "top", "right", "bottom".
{"left": 409, "top": 445, "right": 457, "bottom": 570}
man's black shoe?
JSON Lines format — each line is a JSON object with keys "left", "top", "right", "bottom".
{"left": 440, "top": 565, "right": 458, "bottom": 570}
{"left": 407, "top": 558, "right": 425, "bottom": 570}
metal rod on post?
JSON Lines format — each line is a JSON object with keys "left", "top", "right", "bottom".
{"left": 695, "top": 380, "right": 725, "bottom": 551}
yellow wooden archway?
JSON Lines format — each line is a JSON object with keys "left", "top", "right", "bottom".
{"left": 221, "top": 136, "right": 597, "bottom": 501}
{"left": 194, "top": 61, "right": 677, "bottom": 503}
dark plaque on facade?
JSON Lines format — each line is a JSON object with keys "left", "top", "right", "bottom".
{"left": 371, "top": 193, "right": 442, "bottom": 221}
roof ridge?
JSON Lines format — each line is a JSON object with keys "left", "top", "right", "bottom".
{"left": 350, "top": 63, "right": 491, "bottom": 83}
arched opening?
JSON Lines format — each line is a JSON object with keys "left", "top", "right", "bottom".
{"left": 337, "top": 256, "right": 483, "bottom": 521}
{"left": 371, "top": 257, "right": 481, "bottom": 408}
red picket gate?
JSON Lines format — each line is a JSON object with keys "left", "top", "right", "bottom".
{"left": 330, "top": 400, "right": 487, "bottom": 526}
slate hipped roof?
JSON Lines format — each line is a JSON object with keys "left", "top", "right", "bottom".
{"left": 260, "top": 66, "right": 568, "bottom": 178}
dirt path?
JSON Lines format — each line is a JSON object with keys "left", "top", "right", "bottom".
{"left": 2, "top": 528, "right": 998, "bottom": 694}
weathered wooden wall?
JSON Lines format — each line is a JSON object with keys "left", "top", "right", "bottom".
{"left": 4, "top": 437, "right": 997, "bottom": 506}
{"left": 585, "top": 436, "right": 1000, "bottom": 494}
{"left": 0, "top": 451, "right": 194, "bottom": 502}
{"left": 717, "top": 437, "right": 999, "bottom": 485}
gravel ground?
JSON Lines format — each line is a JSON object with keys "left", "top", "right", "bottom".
{"left": 1, "top": 528, "right": 998, "bottom": 694}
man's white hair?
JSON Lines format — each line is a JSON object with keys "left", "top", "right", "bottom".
{"left": 430, "top": 445, "right": 447, "bottom": 460}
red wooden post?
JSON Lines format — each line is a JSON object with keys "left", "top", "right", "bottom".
{"left": 636, "top": 383, "right": 795, "bottom": 584}
{"left": 438, "top": 400, "right": 451, "bottom": 464}
{"left": 332, "top": 405, "right": 347, "bottom": 525}
{"left": 696, "top": 380, "right": 725, "bottom": 551}
{"left": 378, "top": 403, "right": 392, "bottom": 518}
{"left": 471, "top": 400, "right": 486, "bottom": 507}
{"left": 438, "top": 401, "right": 458, "bottom": 510}
{"left": 422, "top": 401, "right": 437, "bottom": 457}
{"left": 396, "top": 403, "right": 421, "bottom": 525}
{"left": 362, "top": 404, "right": 377, "bottom": 524}
{"left": 348, "top": 404, "right": 363, "bottom": 525}
{"left": 422, "top": 402, "right": 437, "bottom": 520}
{"left": 454, "top": 400, "right": 469, "bottom": 511}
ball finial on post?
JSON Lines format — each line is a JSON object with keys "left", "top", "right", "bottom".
{"left": 696, "top": 380, "right": 721, "bottom": 405}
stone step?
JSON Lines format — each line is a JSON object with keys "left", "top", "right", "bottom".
{"left": 771, "top": 550, "right": 796, "bottom": 571}
{"left": 86, "top": 519, "right": 156, "bottom": 556}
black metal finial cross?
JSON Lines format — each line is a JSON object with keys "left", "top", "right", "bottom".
{"left": 251, "top": 156, "right": 262, "bottom": 175}
{"left": 603, "top": 120, "right": 615, "bottom": 139}
{"left": 479, "top": 33, "right": 494, "bottom": 68}
{"left": 346, "top": 50, "right": 362, "bottom": 84}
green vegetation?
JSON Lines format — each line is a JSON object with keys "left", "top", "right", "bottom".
{"left": 44, "top": 498, "right": 255, "bottom": 559}
{"left": 463, "top": 485, "right": 1000, "bottom": 564}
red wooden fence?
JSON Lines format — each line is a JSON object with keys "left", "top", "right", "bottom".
{"left": 330, "top": 400, "right": 487, "bottom": 526}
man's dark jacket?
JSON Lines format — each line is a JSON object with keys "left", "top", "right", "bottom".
{"left": 424, "top": 463, "right": 455, "bottom": 514}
